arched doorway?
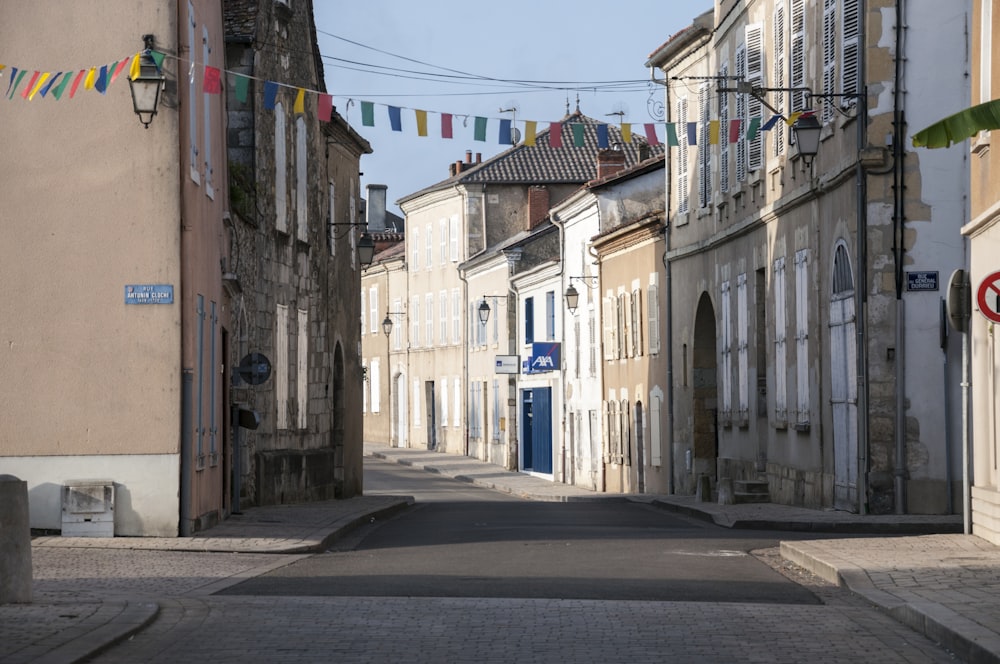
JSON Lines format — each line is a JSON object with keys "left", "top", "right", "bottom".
{"left": 692, "top": 292, "right": 719, "bottom": 485}
{"left": 830, "top": 243, "right": 858, "bottom": 511}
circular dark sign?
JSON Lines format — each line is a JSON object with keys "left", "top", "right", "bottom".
{"left": 237, "top": 352, "right": 272, "bottom": 385}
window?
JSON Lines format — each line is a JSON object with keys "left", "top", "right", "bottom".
{"left": 362, "top": 360, "right": 368, "bottom": 414}
{"left": 360, "top": 289, "right": 367, "bottom": 335}
{"left": 440, "top": 290, "right": 449, "bottom": 344}
{"left": 603, "top": 295, "right": 616, "bottom": 361}
{"left": 574, "top": 317, "right": 581, "bottom": 378}
{"left": 647, "top": 276, "right": 660, "bottom": 354}
{"left": 411, "top": 296, "right": 420, "bottom": 347}
{"left": 677, "top": 96, "right": 690, "bottom": 214}
{"left": 425, "top": 223, "right": 433, "bottom": 268}
{"left": 721, "top": 280, "right": 733, "bottom": 422}
{"left": 791, "top": 0, "right": 807, "bottom": 111}
{"left": 719, "top": 62, "right": 731, "bottom": 191}
{"left": 650, "top": 392, "right": 663, "bottom": 466}
{"left": 474, "top": 299, "right": 487, "bottom": 347}
{"left": 492, "top": 379, "right": 501, "bottom": 440}
{"left": 773, "top": 2, "right": 787, "bottom": 156}
{"left": 737, "top": 274, "right": 749, "bottom": 421}
{"left": 276, "top": 304, "right": 289, "bottom": 429}
{"left": 202, "top": 26, "right": 214, "bottom": 198}
{"left": 773, "top": 257, "right": 788, "bottom": 424}
{"left": 392, "top": 298, "right": 402, "bottom": 350}
{"left": 440, "top": 219, "right": 448, "bottom": 263}
{"left": 469, "top": 382, "right": 481, "bottom": 438}
{"left": 296, "top": 116, "right": 308, "bottom": 240}
{"left": 525, "top": 296, "right": 535, "bottom": 344}
{"left": 822, "top": 0, "right": 837, "bottom": 124}
{"left": 369, "top": 286, "right": 378, "bottom": 337}
{"left": 297, "top": 308, "right": 308, "bottom": 428}
{"left": 698, "top": 82, "right": 711, "bottom": 209}
{"left": 842, "top": 0, "right": 860, "bottom": 109}
{"left": 369, "top": 357, "right": 380, "bottom": 414}
{"left": 795, "top": 249, "right": 810, "bottom": 426}
{"left": 426, "top": 293, "right": 434, "bottom": 345}
{"left": 734, "top": 45, "right": 748, "bottom": 183}
{"left": 545, "top": 291, "right": 555, "bottom": 340}
{"left": 492, "top": 296, "right": 499, "bottom": 344}
{"left": 410, "top": 230, "right": 420, "bottom": 270}
{"left": 274, "top": 103, "right": 287, "bottom": 232}
{"left": 588, "top": 306, "right": 597, "bottom": 376}
{"left": 631, "top": 288, "right": 642, "bottom": 356}
{"left": 449, "top": 215, "right": 460, "bottom": 261}
{"left": 745, "top": 23, "right": 764, "bottom": 172}
{"left": 452, "top": 289, "right": 461, "bottom": 343}
{"left": 617, "top": 293, "right": 627, "bottom": 359}
{"left": 453, "top": 377, "right": 461, "bottom": 427}
{"left": 349, "top": 179, "right": 357, "bottom": 270}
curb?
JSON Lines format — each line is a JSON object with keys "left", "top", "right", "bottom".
{"left": 34, "top": 599, "right": 159, "bottom": 664}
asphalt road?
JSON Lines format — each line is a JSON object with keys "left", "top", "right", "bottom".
{"left": 223, "top": 459, "right": 820, "bottom": 603}
{"left": 89, "top": 457, "right": 958, "bottom": 663}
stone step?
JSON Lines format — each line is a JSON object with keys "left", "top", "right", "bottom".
{"left": 733, "top": 491, "right": 771, "bottom": 504}
{"left": 734, "top": 480, "right": 769, "bottom": 494}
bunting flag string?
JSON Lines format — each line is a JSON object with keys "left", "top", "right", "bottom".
{"left": 0, "top": 47, "right": 803, "bottom": 151}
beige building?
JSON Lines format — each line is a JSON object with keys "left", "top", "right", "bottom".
{"left": 0, "top": 1, "right": 230, "bottom": 535}
{"left": 651, "top": 0, "right": 969, "bottom": 513}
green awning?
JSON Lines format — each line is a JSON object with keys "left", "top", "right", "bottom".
{"left": 912, "top": 99, "right": 1000, "bottom": 149}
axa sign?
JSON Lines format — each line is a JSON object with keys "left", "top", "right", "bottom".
{"left": 525, "top": 342, "right": 560, "bottom": 373}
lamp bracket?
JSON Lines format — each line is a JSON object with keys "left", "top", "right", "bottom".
{"left": 328, "top": 221, "right": 367, "bottom": 240}
{"left": 568, "top": 276, "right": 599, "bottom": 289}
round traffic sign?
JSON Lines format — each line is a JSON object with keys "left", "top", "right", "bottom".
{"left": 976, "top": 271, "right": 1000, "bottom": 323}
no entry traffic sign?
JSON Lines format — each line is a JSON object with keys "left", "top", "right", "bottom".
{"left": 977, "top": 271, "right": 1000, "bottom": 323}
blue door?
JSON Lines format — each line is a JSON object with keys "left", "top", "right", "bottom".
{"left": 521, "top": 390, "right": 533, "bottom": 470}
{"left": 529, "top": 388, "right": 553, "bottom": 474}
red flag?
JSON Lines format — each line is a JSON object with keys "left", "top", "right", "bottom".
{"left": 317, "top": 93, "right": 333, "bottom": 122}
{"left": 549, "top": 122, "right": 562, "bottom": 148}
{"left": 729, "top": 119, "right": 743, "bottom": 143}
{"left": 441, "top": 113, "right": 453, "bottom": 139}
{"left": 69, "top": 70, "right": 86, "bottom": 98}
{"left": 109, "top": 57, "right": 130, "bottom": 85}
{"left": 203, "top": 66, "right": 222, "bottom": 94}
{"left": 21, "top": 71, "right": 39, "bottom": 99}
{"left": 643, "top": 123, "right": 660, "bottom": 146}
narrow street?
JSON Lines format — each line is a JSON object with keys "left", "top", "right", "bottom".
{"left": 79, "top": 457, "right": 956, "bottom": 663}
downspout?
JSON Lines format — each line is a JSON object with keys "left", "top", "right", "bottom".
{"left": 458, "top": 263, "right": 470, "bottom": 458}
{"left": 552, "top": 211, "right": 567, "bottom": 485}
{"left": 651, "top": 66, "right": 675, "bottom": 495}
{"left": 892, "top": 0, "right": 908, "bottom": 514}
{"left": 180, "top": 369, "right": 193, "bottom": 536}
{"left": 856, "top": 4, "right": 871, "bottom": 514}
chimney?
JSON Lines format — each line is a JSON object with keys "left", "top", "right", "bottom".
{"left": 365, "top": 184, "right": 388, "bottom": 232}
{"left": 465, "top": 150, "right": 473, "bottom": 163}
{"left": 527, "top": 185, "right": 550, "bottom": 230}
{"left": 596, "top": 149, "right": 627, "bottom": 179}
{"left": 475, "top": 153, "right": 482, "bottom": 163}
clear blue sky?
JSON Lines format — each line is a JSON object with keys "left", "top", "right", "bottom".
{"left": 313, "top": 2, "right": 711, "bottom": 216}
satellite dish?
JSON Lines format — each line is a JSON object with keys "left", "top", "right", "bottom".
{"left": 510, "top": 127, "right": 522, "bottom": 145}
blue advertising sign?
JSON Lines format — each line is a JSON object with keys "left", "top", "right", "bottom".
{"left": 524, "top": 342, "right": 560, "bottom": 373}
{"left": 124, "top": 284, "right": 174, "bottom": 305}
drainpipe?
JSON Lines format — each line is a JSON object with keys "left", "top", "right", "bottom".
{"left": 655, "top": 69, "right": 675, "bottom": 495}
{"left": 856, "top": 3, "right": 871, "bottom": 515}
{"left": 552, "top": 211, "right": 568, "bottom": 485}
{"left": 892, "top": 0, "right": 907, "bottom": 514}
{"left": 180, "top": 369, "right": 194, "bottom": 536}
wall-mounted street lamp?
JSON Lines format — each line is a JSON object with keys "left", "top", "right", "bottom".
{"left": 381, "top": 310, "right": 405, "bottom": 337}
{"left": 564, "top": 276, "right": 599, "bottom": 315}
{"left": 129, "top": 34, "right": 165, "bottom": 128}
{"left": 476, "top": 295, "right": 507, "bottom": 325}
{"left": 329, "top": 221, "right": 375, "bottom": 267}
{"left": 791, "top": 114, "right": 822, "bottom": 167}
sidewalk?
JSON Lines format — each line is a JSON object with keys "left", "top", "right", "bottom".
{"left": 2, "top": 443, "right": 995, "bottom": 663}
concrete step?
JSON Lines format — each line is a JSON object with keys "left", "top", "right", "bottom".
{"left": 733, "top": 480, "right": 770, "bottom": 504}
{"left": 734, "top": 491, "right": 771, "bottom": 504}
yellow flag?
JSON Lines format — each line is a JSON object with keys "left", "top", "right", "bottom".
{"left": 84, "top": 67, "right": 96, "bottom": 90}
{"left": 786, "top": 111, "right": 803, "bottom": 126}
{"left": 524, "top": 120, "right": 537, "bottom": 146}
{"left": 415, "top": 109, "right": 428, "bottom": 136}
{"left": 129, "top": 53, "right": 141, "bottom": 81}
{"left": 709, "top": 120, "right": 720, "bottom": 145}
{"left": 621, "top": 123, "right": 632, "bottom": 143}
{"left": 293, "top": 88, "right": 305, "bottom": 114}
{"left": 28, "top": 72, "right": 50, "bottom": 100}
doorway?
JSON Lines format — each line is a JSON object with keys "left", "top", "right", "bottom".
{"left": 830, "top": 243, "right": 859, "bottom": 511}
{"left": 424, "top": 381, "right": 436, "bottom": 450}
{"left": 521, "top": 387, "right": 552, "bottom": 474}
{"left": 692, "top": 293, "right": 719, "bottom": 483}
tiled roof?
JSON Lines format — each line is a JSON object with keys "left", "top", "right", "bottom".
{"left": 399, "top": 110, "right": 666, "bottom": 202}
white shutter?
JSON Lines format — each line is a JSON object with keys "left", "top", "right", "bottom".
{"left": 297, "top": 308, "right": 309, "bottom": 427}
{"left": 296, "top": 116, "right": 308, "bottom": 241}
{"left": 452, "top": 289, "right": 461, "bottom": 343}
{"left": 410, "top": 229, "right": 420, "bottom": 270}
{"left": 369, "top": 357, "right": 380, "bottom": 414}
{"left": 449, "top": 215, "right": 460, "bottom": 261}
{"left": 647, "top": 276, "right": 660, "bottom": 354}
{"left": 791, "top": 0, "right": 807, "bottom": 111}
{"left": 720, "top": 281, "right": 733, "bottom": 420}
{"left": 603, "top": 295, "right": 615, "bottom": 361}
{"left": 718, "top": 63, "right": 730, "bottom": 192}
{"left": 426, "top": 293, "right": 434, "bottom": 345}
{"left": 425, "top": 224, "right": 433, "bottom": 268}
{"left": 276, "top": 304, "right": 289, "bottom": 429}
{"left": 822, "top": 0, "right": 837, "bottom": 123}
{"left": 734, "top": 45, "right": 748, "bottom": 183}
{"left": 360, "top": 288, "right": 367, "bottom": 335}
{"left": 745, "top": 23, "right": 764, "bottom": 172}
{"left": 841, "top": 0, "right": 860, "bottom": 108}
{"left": 274, "top": 104, "right": 287, "bottom": 232}
{"left": 370, "top": 286, "right": 378, "bottom": 337}
{"left": 737, "top": 274, "right": 749, "bottom": 421}
{"left": 651, "top": 395, "right": 662, "bottom": 466}
{"left": 773, "top": 1, "right": 786, "bottom": 155}
{"left": 698, "top": 83, "right": 711, "bottom": 209}
{"left": 411, "top": 296, "right": 420, "bottom": 346}
{"left": 773, "top": 258, "right": 788, "bottom": 423}
{"left": 795, "top": 249, "right": 810, "bottom": 425}
{"left": 440, "top": 290, "right": 449, "bottom": 343}
{"left": 441, "top": 379, "right": 448, "bottom": 428}
{"left": 439, "top": 218, "right": 448, "bottom": 263}
{"left": 677, "top": 97, "right": 690, "bottom": 214}
{"left": 453, "top": 377, "right": 461, "bottom": 427}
